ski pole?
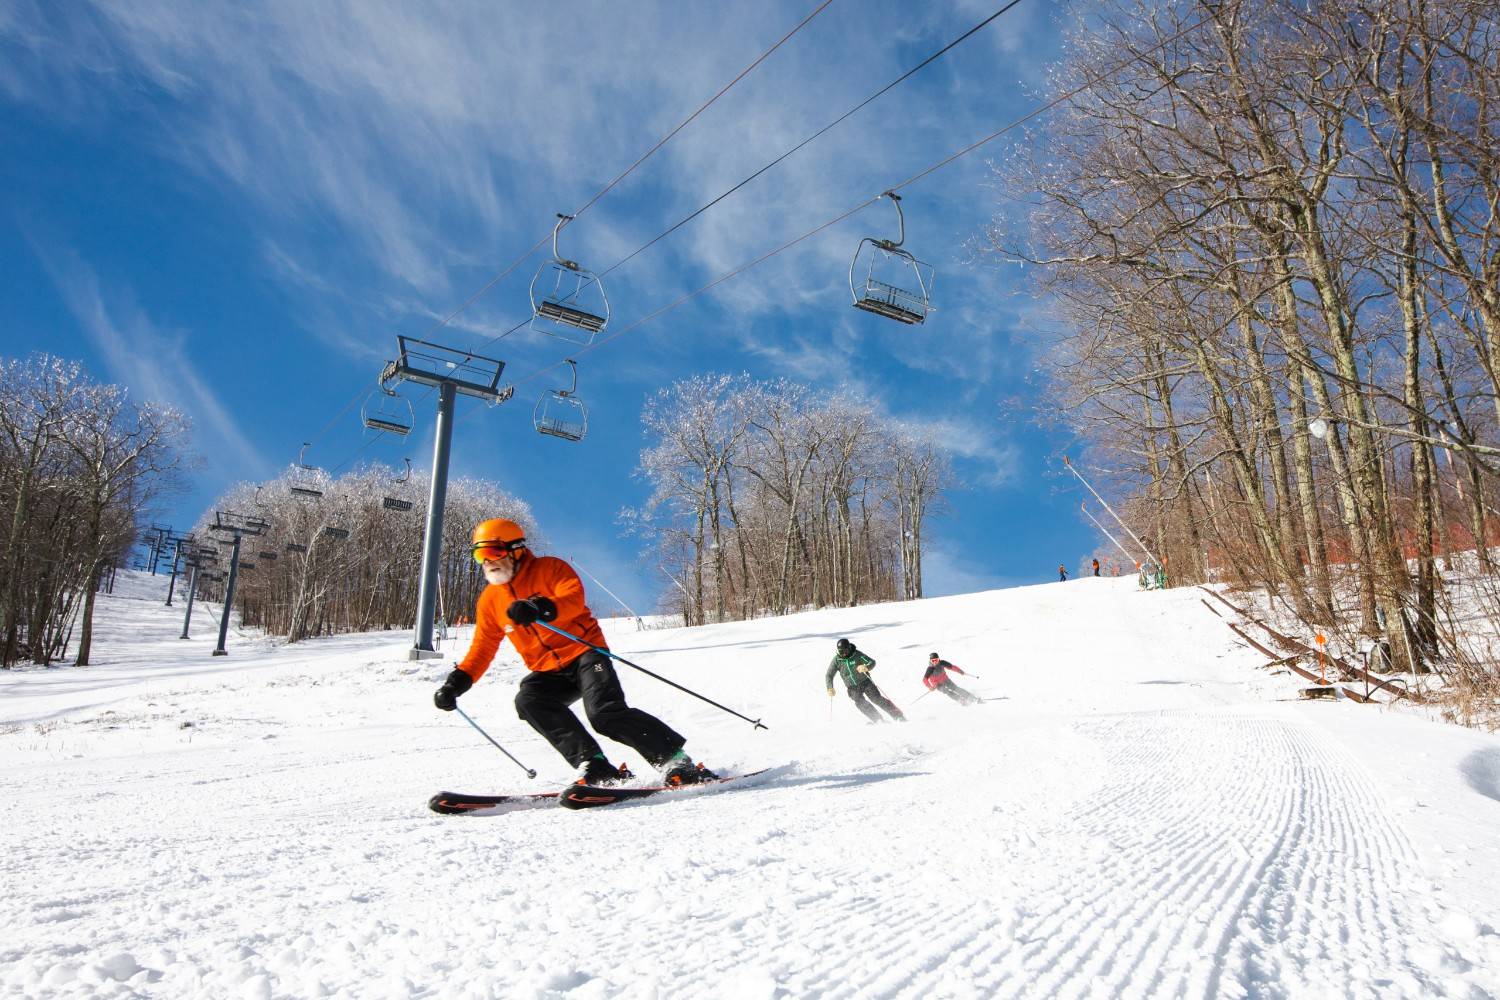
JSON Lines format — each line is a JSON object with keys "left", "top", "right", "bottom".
{"left": 533, "top": 620, "right": 768, "bottom": 730}
{"left": 454, "top": 705, "right": 537, "bottom": 779}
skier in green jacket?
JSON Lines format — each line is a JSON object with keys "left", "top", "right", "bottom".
{"left": 825, "top": 638, "right": 905, "bottom": 723}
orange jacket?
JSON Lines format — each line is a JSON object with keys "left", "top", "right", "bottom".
{"left": 455, "top": 554, "right": 608, "bottom": 681}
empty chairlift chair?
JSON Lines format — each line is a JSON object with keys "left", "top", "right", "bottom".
{"left": 530, "top": 214, "right": 608, "bottom": 345}
{"left": 362, "top": 386, "right": 414, "bottom": 436}
{"left": 289, "top": 443, "right": 326, "bottom": 500}
{"left": 849, "top": 192, "right": 934, "bottom": 326}
{"left": 382, "top": 459, "right": 415, "bottom": 512}
{"left": 533, "top": 360, "right": 588, "bottom": 443}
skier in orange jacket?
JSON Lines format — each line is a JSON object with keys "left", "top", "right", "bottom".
{"left": 433, "top": 518, "right": 716, "bottom": 786}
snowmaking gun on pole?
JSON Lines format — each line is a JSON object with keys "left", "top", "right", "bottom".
{"left": 533, "top": 620, "right": 768, "bottom": 730}
{"left": 1062, "top": 455, "right": 1160, "bottom": 568}
{"left": 1079, "top": 502, "right": 1137, "bottom": 567}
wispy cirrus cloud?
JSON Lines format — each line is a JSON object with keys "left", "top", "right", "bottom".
{"left": 34, "top": 242, "right": 269, "bottom": 479}
{"left": 2, "top": 0, "right": 1058, "bottom": 384}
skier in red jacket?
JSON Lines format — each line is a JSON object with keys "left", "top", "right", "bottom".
{"left": 922, "top": 653, "right": 981, "bottom": 705}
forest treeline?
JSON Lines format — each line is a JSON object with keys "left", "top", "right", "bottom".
{"left": 995, "top": 0, "right": 1499, "bottom": 700}
{"left": 624, "top": 373, "right": 952, "bottom": 626}
{"left": 0, "top": 354, "right": 190, "bottom": 667}
{"left": 188, "top": 471, "right": 533, "bottom": 643}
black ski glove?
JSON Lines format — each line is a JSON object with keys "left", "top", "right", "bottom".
{"left": 433, "top": 668, "right": 473, "bottom": 711}
{"left": 507, "top": 596, "right": 558, "bottom": 625}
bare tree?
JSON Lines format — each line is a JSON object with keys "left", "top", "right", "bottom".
{"left": 628, "top": 373, "right": 953, "bottom": 622}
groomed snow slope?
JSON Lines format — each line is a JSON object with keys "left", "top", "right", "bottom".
{"left": 4, "top": 572, "right": 1499, "bottom": 999}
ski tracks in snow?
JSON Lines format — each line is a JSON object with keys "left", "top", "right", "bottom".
{"left": 653, "top": 710, "right": 1495, "bottom": 999}
{"left": 975, "top": 710, "right": 1487, "bottom": 999}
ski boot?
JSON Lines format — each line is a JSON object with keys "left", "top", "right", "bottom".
{"left": 576, "top": 754, "right": 633, "bottom": 786}
{"left": 660, "top": 750, "right": 719, "bottom": 787}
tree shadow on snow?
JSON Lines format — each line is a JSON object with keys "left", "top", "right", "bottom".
{"left": 1460, "top": 748, "right": 1500, "bottom": 804}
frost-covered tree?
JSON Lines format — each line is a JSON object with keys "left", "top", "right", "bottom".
{"left": 628, "top": 373, "right": 952, "bottom": 623}
{"left": 190, "top": 468, "right": 532, "bottom": 642}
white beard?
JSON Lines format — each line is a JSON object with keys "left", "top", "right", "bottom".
{"left": 484, "top": 561, "right": 516, "bottom": 586}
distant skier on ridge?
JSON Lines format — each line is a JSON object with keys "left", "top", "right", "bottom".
{"left": 432, "top": 518, "right": 718, "bottom": 786}
{"left": 826, "top": 638, "right": 905, "bottom": 723}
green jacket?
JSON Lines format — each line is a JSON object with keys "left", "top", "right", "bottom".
{"left": 826, "top": 650, "right": 876, "bottom": 690}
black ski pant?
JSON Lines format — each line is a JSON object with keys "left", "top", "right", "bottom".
{"left": 515, "top": 650, "right": 685, "bottom": 768}
{"left": 847, "top": 680, "right": 904, "bottom": 722}
{"left": 937, "top": 679, "right": 981, "bottom": 706}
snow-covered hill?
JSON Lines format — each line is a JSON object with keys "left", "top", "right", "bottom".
{"left": 4, "top": 571, "right": 1499, "bottom": 998}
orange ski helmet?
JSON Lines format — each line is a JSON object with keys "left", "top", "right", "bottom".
{"left": 471, "top": 518, "right": 527, "bottom": 562}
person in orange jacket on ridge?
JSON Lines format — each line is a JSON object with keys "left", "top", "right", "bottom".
{"left": 433, "top": 518, "right": 717, "bottom": 786}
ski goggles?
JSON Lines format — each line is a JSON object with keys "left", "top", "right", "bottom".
{"left": 471, "top": 540, "right": 525, "bottom": 563}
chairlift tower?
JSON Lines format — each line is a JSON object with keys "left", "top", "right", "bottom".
{"left": 164, "top": 532, "right": 195, "bottom": 606}
{"left": 378, "top": 336, "right": 513, "bottom": 659}
{"left": 178, "top": 544, "right": 215, "bottom": 639}
{"left": 144, "top": 524, "right": 172, "bottom": 575}
{"left": 206, "top": 511, "right": 269, "bottom": 656}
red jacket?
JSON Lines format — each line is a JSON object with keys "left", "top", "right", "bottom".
{"left": 456, "top": 555, "right": 607, "bottom": 681}
{"left": 922, "top": 658, "right": 965, "bottom": 689}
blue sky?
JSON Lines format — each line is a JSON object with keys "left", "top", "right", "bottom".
{"left": 1, "top": 0, "right": 1104, "bottom": 612}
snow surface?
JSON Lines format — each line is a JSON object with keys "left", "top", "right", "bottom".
{"left": 4, "top": 571, "right": 1500, "bottom": 999}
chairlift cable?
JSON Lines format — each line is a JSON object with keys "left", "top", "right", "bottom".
{"left": 465, "top": 0, "right": 1029, "bottom": 362}
{"left": 351, "top": 4, "right": 1210, "bottom": 468}
{"left": 497, "top": 8, "right": 1218, "bottom": 393}
{"left": 293, "top": 4, "right": 828, "bottom": 458}
{"left": 594, "top": 0, "right": 1026, "bottom": 283}
{"left": 570, "top": 0, "right": 838, "bottom": 221}
{"left": 453, "top": 0, "right": 834, "bottom": 349}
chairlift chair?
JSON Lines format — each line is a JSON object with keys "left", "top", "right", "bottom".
{"left": 290, "top": 443, "right": 326, "bottom": 500}
{"left": 362, "top": 385, "right": 414, "bottom": 436}
{"left": 382, "top": 458, "right": 415, "bottom": 512}
{"left": 258, "top": 551, "right": 279, "bottom": 561}
{"left": 530, "top": 214, "right": 608, "bottom": 345}
{"left": 285, "top": 542, "right": 308, "bottom": 554}
{"left": 849, "top": 192, "right": 934, "bottom": 325}
{"left": 533, "top": 360, "right": 588, "bottom": 443}
{"left": 321, "top": 526, "right": 350, "bottom": 541}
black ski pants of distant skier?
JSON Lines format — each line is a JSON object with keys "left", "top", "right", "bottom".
{"left": 847, "top": 680, "right": 904, "bottom": 722}
{"left": 935, "top": 678, "right": 981, "bottom": 706}
{"left": 515, "top": 650, "right": 684, "bottom": 767}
